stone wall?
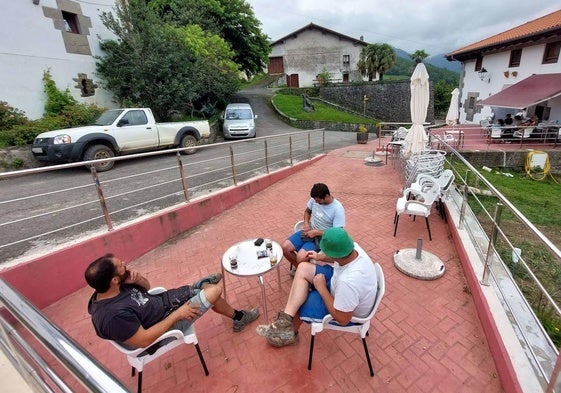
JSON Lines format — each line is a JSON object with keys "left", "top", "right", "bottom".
{"left": 318, "top": 81, "right": 435, "bottom": 123}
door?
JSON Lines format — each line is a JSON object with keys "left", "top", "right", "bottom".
{"left": 287, "top": 74, "right": 299, "bottom": 88}
{"left": 111, "top": 110, "right": 159, "bottom": 151}
{"left": 268, "top": 57, "right": 284, "bottom": 74}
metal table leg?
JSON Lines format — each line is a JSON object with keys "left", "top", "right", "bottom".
{"left": 258, "top": 275, "right": 268, "bottom": 323}
{"left": 221, "top": 261, "right": 226, "bottom": 301}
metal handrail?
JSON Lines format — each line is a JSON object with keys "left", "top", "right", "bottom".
{"left": 0, "top": 278, "right": 128, "bottom": 392}
{"left": 431, "top": 135, "right": 561, "bottom": 390}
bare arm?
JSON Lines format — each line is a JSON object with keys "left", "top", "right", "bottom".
{"left": 122, "top": 270, "right": 150, "bottom": 290}
{"left": 312, "top": 274, "right": 353, "bottom": 325}
{"left": 302, "top": 207, "right": 312, "bottom": 231}
{"left": 124, "top": 301, "right": 201, "bottom": 348}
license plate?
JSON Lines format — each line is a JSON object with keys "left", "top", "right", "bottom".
{"left": 32, "top": 147, "right": 43, "bottom": 153}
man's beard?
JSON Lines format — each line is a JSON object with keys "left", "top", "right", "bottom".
{"left": 118, "top": 269, "right": 130, "bottom": 283}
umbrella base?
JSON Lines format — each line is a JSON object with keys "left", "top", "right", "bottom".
{"left": 394, "top": 248, "right": 445, "bottom": 280}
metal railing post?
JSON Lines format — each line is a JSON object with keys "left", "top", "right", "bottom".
{"left": 264, "top": 140, "right": 270, "bottom": 174}
{"left": 229, "top": 146, "right": 237, "bottom": 186}
{"left": 481, "top": 203, "right": 503, "bottom": 286}
{"left": 289, "top": 135, "right": 293, "bottom": 166}
{"left": 322, "top": 131, "right": 326, "bottom": 153}
{"left": 546, "top": 351, "right": 561, "bottom": 393}
{"left": 307, "top": 133, "right": 311, "bottom": 160}
{"left": 176, "top": 152, "right": 190, "bottom": 202}
{"left": 458, "top": 169, "right": 470, "bottom": 229}
{"left": 90, "top": 167, "right": 113, "bottom": 231}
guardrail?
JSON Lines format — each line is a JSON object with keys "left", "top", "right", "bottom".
{"left": 0, "top": 130, "right": 327, "bottom": 264}
{"left": 418, "top": 136, "right": 561, "bottom": 391}
{"left": 0, "top": 278, "right": 128, "bottom": 392}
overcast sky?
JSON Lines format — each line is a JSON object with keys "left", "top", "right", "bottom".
{"left": 246, "top": 1, "right": 560, "bottom": 56}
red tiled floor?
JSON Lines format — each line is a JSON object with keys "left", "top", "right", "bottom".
{"left": 43, "top": 140, "right": 504, "bottom": 392}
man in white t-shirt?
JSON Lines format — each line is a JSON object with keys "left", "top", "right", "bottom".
{"left": 282, "top": 183, "right": 345, "bottom": 273}
{"left": 257, "top": 228, "right": 378, "bottom": 347}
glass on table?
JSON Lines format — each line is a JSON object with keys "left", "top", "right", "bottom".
{"left": 269, "top": 252, "right": 277, "bottom": 267}
{"left": 229, "top": 251, "right": 238, "bottom": 269}
{"left": 265, "top": 238, "right": 273, "bottom": 251}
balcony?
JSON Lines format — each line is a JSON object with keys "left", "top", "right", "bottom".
{"left": 1, "top": 132, "right": 560, "bottom": 392}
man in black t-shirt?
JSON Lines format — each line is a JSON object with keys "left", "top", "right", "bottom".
{"left": 85, "top": 254, "right": 258, "bottom": 349}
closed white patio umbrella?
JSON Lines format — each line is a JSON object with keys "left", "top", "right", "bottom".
{"left": 445, "top": 88, "right": 460, "bottom": 126}
{"left": 404, "top": 62, "right": 430, "bottom": 156}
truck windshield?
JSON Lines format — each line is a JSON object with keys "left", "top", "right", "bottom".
{"left": 93, "top": 110, "right": 124, "bottom": 126}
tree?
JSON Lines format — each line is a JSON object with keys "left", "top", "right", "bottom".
{"left": 358, "top": 43, "right": 397, "bottom": 81}
{"left": 433, "top": 80, "right": 455, "bottom": 115}
{"left": 96, "top": 0, "right": 240, "bottom": 120}
{"left": 148, "top": 0, "right": 270, "bottom": 77}
{"left": 410, "top": 50, "right": 430, "bottom": 63}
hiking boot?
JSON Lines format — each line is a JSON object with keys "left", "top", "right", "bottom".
{"left": 233, "top": 308, "right": 259, "bottom": 332}
{"left": 267, "top": 331, "right": 299, "bottom": 347}
{"left": 192, "top": 272, "right": 222, "bottom": 289}
{"left": 261, "top": 311, "right": 296, "bottom": 347}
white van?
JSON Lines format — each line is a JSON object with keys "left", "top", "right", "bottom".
{"left": 222, "top": 103, "right": 257, "bottom": 139}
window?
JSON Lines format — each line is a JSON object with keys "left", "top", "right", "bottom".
{"left": 474, "top": 57, "right": 483, "bottom": 71}
{"left": 509, "top": 49, "right": 522, "bottom": 67}
{"left": 62, "top": 11, "right": 80, "bottom": 34}
{"left": 342, "top": 55, "right": 350, "bottom": 65}
{"left": 543, "top": 41, "right": 561, "bottom": 64}
{"left": 121, "top": 110, "right": 148, "bottom": 126}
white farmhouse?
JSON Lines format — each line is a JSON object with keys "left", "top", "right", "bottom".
{"left": 268, "top": 23, "right": 369, "bottom": 88}
{"left": 446, "top": 9, "right": 561, "bottom": 125}
{"left": 1, "top": 0, "right": 117, "bottom": 120}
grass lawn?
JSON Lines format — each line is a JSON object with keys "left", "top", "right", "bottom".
{"left": 272, "top": 94, "right": 378, "bottom": 124}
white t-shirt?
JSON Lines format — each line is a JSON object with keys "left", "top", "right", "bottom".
{"left": 307, "top": 197, "right": 345, "bottom": 230}
{"left": 331, "top": 246, "right": 378, "bottom": 318}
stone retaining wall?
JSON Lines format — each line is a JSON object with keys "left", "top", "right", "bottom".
{"left": 461, "top": 150, "right": 561, "bottom": 174}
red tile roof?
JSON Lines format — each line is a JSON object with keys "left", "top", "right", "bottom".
{"left": 447, "top": 9, "right": 561, "bottom": 57}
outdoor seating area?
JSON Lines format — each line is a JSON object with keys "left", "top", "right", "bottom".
{"left": 39, "top": 140, "right": 504, "bottom": 392}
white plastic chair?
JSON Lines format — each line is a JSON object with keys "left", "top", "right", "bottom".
{"left": 109, "top": 287, "right": 209, "bottom": 393}
{"left": 307, "top": 263, "right": 385, "bottom": 377}
{"left": 489, "top": 127, "right": 503, "bottom": 142}
{"left": 410, "top": 169, "right": 455, "bottom": 221}
{"left": 513, "top": 127, "right": 534, "bottom": 140}
{"left": 394, "top": 182, "right": 441, "bottom": 240}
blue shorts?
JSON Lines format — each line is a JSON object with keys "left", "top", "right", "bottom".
{"left": 299, "top": 264, "right": 334, "bottom": 323}
{"left": 288, "top": 230, "right": 320, "bottom": 253}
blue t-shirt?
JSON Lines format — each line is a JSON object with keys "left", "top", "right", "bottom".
{"left": 306, "top": 197, "right": 345, "bottom": 230}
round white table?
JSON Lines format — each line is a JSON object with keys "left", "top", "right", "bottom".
{"left": 221, "top": 239, "right": 283, "bottom": 323}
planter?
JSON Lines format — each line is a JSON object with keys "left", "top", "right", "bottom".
{"left": 356, "top": 132, "right": 369, "bottom": 144}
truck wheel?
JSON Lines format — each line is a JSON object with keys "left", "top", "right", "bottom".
{"left": 83, "top": 145, "right": 115, "bottom": 172}
{"left": 180, "top": 135, "right": 198, "bottom": 155}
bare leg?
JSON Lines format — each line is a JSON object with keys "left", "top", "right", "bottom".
{"left": 284, "top": 262, "right": 315, "bottom": 317}
{"left": 201, "top": 283, "right": 235, "bottom": 318}
{"left": 282, "top": 239, "right": 297, "bottom": 266}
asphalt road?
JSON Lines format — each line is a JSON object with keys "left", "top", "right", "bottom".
{"left": 0, "top": 85, "right": 358, "bottom": 265}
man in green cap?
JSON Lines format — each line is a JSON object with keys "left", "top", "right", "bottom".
{"left": 257, "top": 227, "right": 378, "bottom": 347}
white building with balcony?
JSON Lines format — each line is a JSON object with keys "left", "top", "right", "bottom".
{"left": 446, "top": 9, "right": 561, "bottom": 125}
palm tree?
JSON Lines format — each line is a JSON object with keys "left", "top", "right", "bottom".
{"left": 358, "top": 43, "right": 397, "bottom": 81}
{"left": 410, "top": 50, "right": 430, "bottom": 63}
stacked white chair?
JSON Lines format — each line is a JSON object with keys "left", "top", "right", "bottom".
{"left": 394, "top": 181, "right": 441, "bottom": 240}
{"left": 410, "top": 169, "right": 455, "bottom": 221}
{"left": 403, "top": 150, "right": 446, "bottom": 189}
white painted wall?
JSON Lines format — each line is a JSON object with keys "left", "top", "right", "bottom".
{"left": 270, "top": 28, "right": 367, "bottom": 87}
{"left": 458, "top": 42, "right": 561, "bottom": 124}
{"left": 0, "top": 0, "right": 117, "bottom": 119}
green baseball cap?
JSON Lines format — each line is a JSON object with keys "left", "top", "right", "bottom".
{"left": 320, "top": 227, "right": 354, "bottom": 258}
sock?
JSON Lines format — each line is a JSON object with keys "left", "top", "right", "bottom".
{"left": 233, "top": 310, "right": 244, "bottom": 321}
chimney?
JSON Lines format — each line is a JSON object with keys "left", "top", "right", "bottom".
{"left": 359, "top": 35, "right": 364, "bottom": 41}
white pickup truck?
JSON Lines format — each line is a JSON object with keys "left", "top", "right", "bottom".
{"left": 31, "top": 108, "right": 211, "bottom": 171}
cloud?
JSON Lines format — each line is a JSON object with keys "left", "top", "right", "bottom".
{"left": 248, "top": 0, "right": 560, "bottom": 55}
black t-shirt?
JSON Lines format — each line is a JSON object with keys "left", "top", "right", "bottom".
{"left": 88, "top": 284, "right": 167, "bottom": 343}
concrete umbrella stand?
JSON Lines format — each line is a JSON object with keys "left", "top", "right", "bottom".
{"left": 394, "top": 238, "right": 445, "bottom": 280}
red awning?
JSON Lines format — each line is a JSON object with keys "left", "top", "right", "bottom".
{"left": 478, "top": 73, "right": 561, "bottom": 109}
